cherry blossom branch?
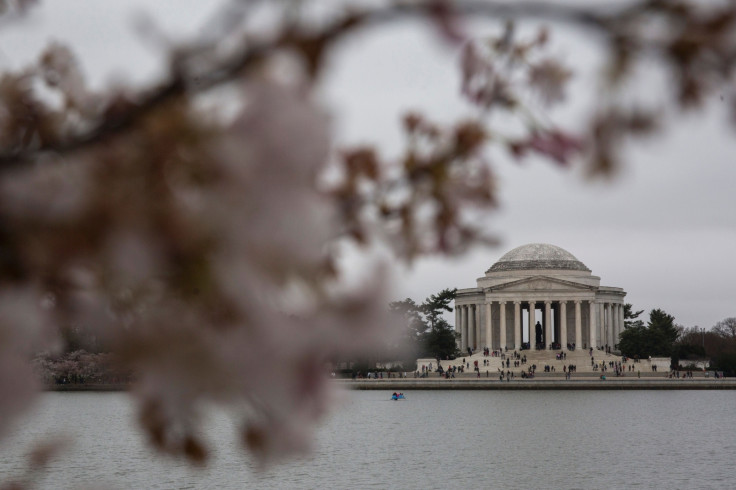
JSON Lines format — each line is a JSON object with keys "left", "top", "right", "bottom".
{"left": 0, "top": 0, "right": 650, "bottom": 169}
{"left": 1, "top": 0, "right": 733, "bottom": 171}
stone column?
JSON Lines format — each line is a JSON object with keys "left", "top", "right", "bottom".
{"left": 485, "top": 302, "right": 492, "bottom": 350}
{"left": 455, "top": 304, "right": 461, "bottom": 350}
{"left": 605, "top": 303, "right": 613, "bottom": 348}
{"left": 499, "top": 301, "right": 507, "bottom": 350}
{"left": 588, "top": 300, "right": 597, "bottom": 349}
{"left": 529, "top": 301, "right": 536, "bottom": 349}
{"left": 477, "top": 304, "right": 482, "bottom": 349}
{"left": 611, "top": 303, "right": 616, "bottom": 347}
{"left": 544, "top": 301, "right": 552, "bottom": 349}
{"left": 599, "top": 302, "right": 606, "bottom": 348}
{"left": 574, "top": 300, "right": 582, "bottom": 349}
{"left": 560, "top": 301, "right": 568, "bottom": 349}
{"left": 514, "top": 301, "right": 521, "bottom": 350}
{"left": 469, "top": 305, "right": 476, "bottom": 352}
{"left": 466, "top": 306, "right": 471, "bottom": 350}
{"left": 478, "top": 305, "right": 482, "bottom": 348}
{"left": 619, "top": 302, "right": 625, "bottom": 339}
{"left": 460, "top": 306, "right": 467, "bottom": 352}
{"left": 611, "top": 303, "right": 618, "bottom": 346}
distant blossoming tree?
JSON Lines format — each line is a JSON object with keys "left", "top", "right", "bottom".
{"left": 1, "top": 0, "right": 736, "bottom": 475}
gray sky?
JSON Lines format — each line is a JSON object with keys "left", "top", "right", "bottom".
{"left": 1, "top": 1, "right": 734, "bottom": 329}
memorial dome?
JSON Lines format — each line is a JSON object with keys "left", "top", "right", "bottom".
{"left": 487, "top": 243, "right": 590, "bottom": 273}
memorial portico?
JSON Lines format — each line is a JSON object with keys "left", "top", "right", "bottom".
{"left": 455, "top": 243, "right": 626, "bottom": 352}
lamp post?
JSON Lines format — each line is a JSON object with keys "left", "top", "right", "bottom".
{"left": 700, "top": 327, "right": 706, "bottom": 373}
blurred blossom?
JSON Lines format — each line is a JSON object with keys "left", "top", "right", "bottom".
{"left": 212, "top": 81, "right": 334, "bottom": 282}
{"left": 38, "top": 43, "right": 98, "bottom": 118}
{"left": 528, "top": 59, "right": 572, "bottom": 106}
{"left": 0, "top": 72, "right": 399, "bottom": 462}
{"left": 0, "top": 0, "right": 37, "bottom": 21}
{"left": 0, "top": 288, "right": 55, "bottom": 437}
{"left": 0, "top": 158, "right": 91, "bottom": 222}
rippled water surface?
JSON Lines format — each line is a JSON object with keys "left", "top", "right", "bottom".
{"left": 1, "top": 390, "right": 735, "bottom": 489}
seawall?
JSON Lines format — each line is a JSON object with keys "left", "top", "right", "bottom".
{"left": 43, "top": 378, "right": 736, "bottom": 392}
{"left": 338, "top": 378, "right": 736, "bottom": 390}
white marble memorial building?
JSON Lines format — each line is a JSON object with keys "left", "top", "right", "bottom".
{"left": 455, "top": 243, "right": 626, "bottom": 352}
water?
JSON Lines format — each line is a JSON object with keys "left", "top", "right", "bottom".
{"left": 1, "top": 390, "right": 735, "bottom": 489}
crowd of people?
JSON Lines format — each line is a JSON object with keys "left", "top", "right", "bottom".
{"left": 353, "top": 371, "right": 409, "bottom": 379}
{"left": 348, "top": 345, "right": 711, "bottom": 382}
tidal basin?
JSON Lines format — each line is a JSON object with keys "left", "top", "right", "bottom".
{"left": 1, "top": 390, "right": 735, "bottom": 489}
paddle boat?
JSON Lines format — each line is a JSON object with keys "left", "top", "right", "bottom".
{"left": 391, "top": 392, "right": 406, "bottom": 401}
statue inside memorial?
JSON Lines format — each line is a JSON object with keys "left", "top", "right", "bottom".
{"left": 535, "top": 321, "right": 543, "bottom": 347}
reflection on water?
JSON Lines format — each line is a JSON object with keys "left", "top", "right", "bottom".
{"left": 0, "top": 390, "right": 735, "bottom": 489}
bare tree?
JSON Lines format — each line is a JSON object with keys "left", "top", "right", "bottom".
{"left": 713, "top": 318, "right": 736, "bottom": 339}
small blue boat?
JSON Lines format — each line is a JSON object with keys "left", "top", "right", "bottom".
{"left": 391, "top": 392, "right": 406, "bottom": 400}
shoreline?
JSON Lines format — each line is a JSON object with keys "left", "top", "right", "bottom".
{"left": 43, "top": 378, "right": 736, "bottom": 392}
{"left": 337, "top": 378, "right": 736, "bottom": 390}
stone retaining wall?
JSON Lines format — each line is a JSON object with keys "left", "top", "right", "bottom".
{"left": 338, "top": 379, "right": 736, "bottom": 390}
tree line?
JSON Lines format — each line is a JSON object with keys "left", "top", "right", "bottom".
{"left": 618, "top": 306, "right": 736, "bottom": 375}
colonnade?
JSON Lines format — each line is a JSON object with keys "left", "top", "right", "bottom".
{"left": 456, "top": 300, "right": 625, "bottom": 352}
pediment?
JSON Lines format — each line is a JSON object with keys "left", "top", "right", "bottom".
{"left": 489, "top": 275, "right": 593, "bottom": 292}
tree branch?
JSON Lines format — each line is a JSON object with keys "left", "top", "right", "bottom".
{"left": 0, "top": 0, "right": 666, "bottom": 170}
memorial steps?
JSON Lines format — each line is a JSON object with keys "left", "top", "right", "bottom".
{"left": 419, "top": 348, "right": 672, "bottom": 376}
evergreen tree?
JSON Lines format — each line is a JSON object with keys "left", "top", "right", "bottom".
{"left": 390, "top": 288, "right": 458, "bottom": 362}
{"left": 624, "top": 303, "right": 645, "bottom": 329}
{"left": 389, "top": 298, "right": 424, "bottom": 342}
{"left": 647, "top": 309, "right": 680, "bottom": 356}
{"left": 618, "top": 308, "right": 680, "bottom": 359}
{"left": 618, "top": 324, "right": 649, "bottom": 358}
{"left": 423, "top": 317, "right": 460, "bottom": 362}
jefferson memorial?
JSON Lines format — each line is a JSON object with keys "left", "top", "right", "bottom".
{"left": 455, "top": 243, "right": 626, "bottom": 352}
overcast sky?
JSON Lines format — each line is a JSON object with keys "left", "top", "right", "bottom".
{"left": 1, "top": 1, "right": 734, "bottom": 329}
